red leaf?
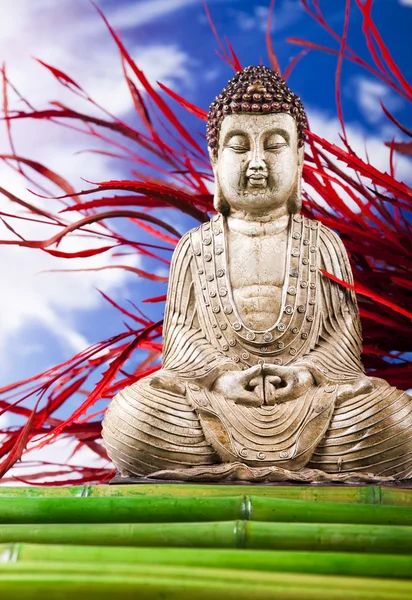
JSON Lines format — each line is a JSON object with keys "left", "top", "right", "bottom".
{"left": 35, "top": 320, "right": 163, "bottom": 445}
{"left": 223, "top": 36, "right": 242, "bottom": 72}
{"left": 0, "top": 399, "right": 41, "bottom": 478}
{"left": 34, "top": 58, "right": 85, "bottom": 93}
{"left": 0, "top": 185, "right": 63, "bottom": 224}
{"left": 58, "top": 181, "right": 208, "bottom": 223}
{"left": 0, "top": 154, "right": 82, "bottom": 203}
{"left": 41, "top": 375, "right": 89, "bottom": 421}
{"left": 92, "top": 2, "right": 207, "bottom": 158}
{"left": 384, "top": 141, "right": 412, "bottom": 157}
{"left": 97, "top": 289, "right": 145, "bottom": 323}
{"left": 391, "top": 276, "right": 412, "bottom": 291}
{"left": 44, "top": 264, "right": 169, "bottom": 282}
{"left": 44, "top": 245, "right": 117, "bottom": 259}
{"left": 0, "top": 209, "right": 181, "bottom": 250}
{"left": 4, "top": 108, "right": 161, "bottom": 158}
{"left": 143, "top": 294, "right": 167, "bottom": 303}
{"left": 283, "top": 49, "right": 310, "bottom": 81}
{"left": 308, "top": 131, "right": 412, "bottom": 203}
{"left": 157, "top": 82, "right": 207, "bottom": 121}
{"left": 355, "top": 0, "right": 412, "bottom": 99}
{"left": 381, "top": 103, "right": 412, "bottom": 137}
{"left": 60, "top": 195, "right": 170, "bottom": 212}
{"left": 266, "top": 0, "right": 281, "bottom": 74}
{"left": 202, "top": 1, "right": 241, "bottom": 72}
{"left": 335, "top": 0, "right": 351, "bottom": 141}
{"left": 1, "top": 65, "right": 21, "bottom": 173}
{"left": 321, "top": 269, "right": 412, "bottom": 321}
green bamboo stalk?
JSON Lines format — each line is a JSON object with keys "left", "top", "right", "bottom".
{"left": 1, "top": 495, "right": 411, "bottom": 525}
{"left": 381, "top": 488, "right": 412, "bottom": 507}
{"left": 4, "top": 543, "right": 412, "bottom": 580}
{"left": 0, "top": 520, "right": 411, "bottom": 553}
{"left": 0, "top": 575, "right": 316, "bottom": 600}
{"left": 245, "top": 521, "right": 412, "bottom": 554}
{"left": 250, "top": 496, "right": 412, "bottom": 525}
{"left": 3, "top": 561, "right": 412, "bottom": 592}
{"left": 0, "top": 520, "right": 234, "bottom": 548}
{"left": 0, "top": 567, "right": 411, "bottom": 600}
{"left": 0, "top": 496, "right": 245, "bottom": 524}
{"left": 0, "top": 486, "right": 86, "bottom": 499}
{"left": 86, "top": 484, "right": 385, "bottom": 504}
{"left": 2, "top": 484, "right": 410, "bottom": 505}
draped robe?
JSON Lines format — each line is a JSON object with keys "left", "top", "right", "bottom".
{"left": 102, "top": 213, "right": 412, "bottom": 479}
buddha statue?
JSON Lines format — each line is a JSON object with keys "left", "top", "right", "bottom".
{"left": 102, "top": 66, "right": 411, "bottom": 482}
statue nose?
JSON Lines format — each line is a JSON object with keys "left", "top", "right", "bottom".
{"left": 248, "top": 147, "right": 267, "bottom": 172}
{"left": 249, "top": 162, "right": 265, "bottom": 171}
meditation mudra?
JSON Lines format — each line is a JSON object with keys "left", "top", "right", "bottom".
{"left": 102, "top": 66, "right": 411, "bottom": 481}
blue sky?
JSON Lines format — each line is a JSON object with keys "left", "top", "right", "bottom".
{"left": 0, "top": 0, "right": 410, "bottom": 474}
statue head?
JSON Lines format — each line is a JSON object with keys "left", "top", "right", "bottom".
{"left": 206, "top": 65, "right": 307, "bottom": 216}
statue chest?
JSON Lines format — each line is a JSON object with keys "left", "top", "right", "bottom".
{"left": 189, "top": 213, "right": 321, "bottom": 369}
{"left": 227, "top": 230, "right": 287, "bottom": 330}
{"left": 227, "top": 230, "right": 288, "bottom": 287}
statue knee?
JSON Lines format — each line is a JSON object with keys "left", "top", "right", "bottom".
{"left": 102, "top": 370, "right": 211, "bottom": 477}
{"left": 147, "top": 370, "right": 187, "bottom": 396}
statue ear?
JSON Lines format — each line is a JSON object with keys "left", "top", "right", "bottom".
{"left": 208, "top": 146, "right": 230, "bottom": 216}
{"left": 208, "top": 145, "right": 217, "bottom": 168}
{"left": 287, "top": 146, "right": 304, "bottom": 214}
{"left": 298, "top": 145, "right": 304, "bottom": 167}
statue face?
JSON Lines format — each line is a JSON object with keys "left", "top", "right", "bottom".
{"left": 213, "top": 112, "right": 301, "bottom": 215}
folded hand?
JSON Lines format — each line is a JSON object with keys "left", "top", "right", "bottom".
{"left": 212, "top": 364, "right": 265, "bottom": 407}
{"left": 262, "top": 364, "right": 314, "bottom": 404}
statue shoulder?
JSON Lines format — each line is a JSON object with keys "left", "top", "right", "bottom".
{"left": 314, "top": 220, "right": 353, "bottom": 282}
{"left": 300, "top": 215, "right": 344, "bottom": 248}
{"left": 317, "top": 221, "right": 349, "bottom": 256}
{"left": 172, "top": 219, "right": 214, "bottom": 260}
{"left": 174, "top": 228, "right": 192, "bottom": 249}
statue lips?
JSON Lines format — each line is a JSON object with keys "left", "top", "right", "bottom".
{"left": 247, "top": 174, "right": 267, "bottom": 188}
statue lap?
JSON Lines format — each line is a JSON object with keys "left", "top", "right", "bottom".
{"left": 102, "top": 371, "right": 411, "bottom": 478}
{"left": 309, "top": 377, "right": 412, "bottom": 478}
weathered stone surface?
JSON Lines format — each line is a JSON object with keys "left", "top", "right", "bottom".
{"left": 102, "top": 66, "right": 411, "bottom": 481}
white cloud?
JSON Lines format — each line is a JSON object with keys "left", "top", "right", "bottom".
{"left": 0, "top": 3, "right": 192, "bottom": 117}
{"left": 0, "top": 1, "right": 192, "bottom": 375}
{"left": 0, "top": 163, "right": 140, "bottom": 369}
{"left": 230, "top": 1, "right": 303, "bottom": 34}
{"left": 399, "top": 0, "right": 412, "bottom": 6}
{"left": 108, "top": 0, "right": 202, "bottom": 29}
{"left": 203, "top": 67, "right": 222, "bottom": 83}
{"left": 308, "top": 106, "right": 411, "bottom": 177}
{"left": 0, "top": 0, "right": 198, "bottom": 483}
{"left": 352, "top": 76, "right": 403, "bottom": 125}
{"left": 0, "top": 412, "right": 12, "bottom": 431}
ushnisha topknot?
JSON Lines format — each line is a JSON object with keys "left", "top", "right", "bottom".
{"left": 206, "top": 65, "right": 307, "bottom": 155}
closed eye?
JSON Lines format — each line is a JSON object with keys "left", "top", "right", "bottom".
{"left": 265, "top": 143, "right": 288, "bottom": 151}
{"left": 228, "top": 144, "right": 249, "bottom": 153}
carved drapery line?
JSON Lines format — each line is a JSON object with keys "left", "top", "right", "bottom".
{"left": 162, "top": 227, "right": 239, "bottom": 389}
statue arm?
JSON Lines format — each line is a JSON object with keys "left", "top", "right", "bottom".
{"left": 294, "top": 225, "right": 365, "bottom": 386}
{"left": 162, "top": 231, "right": 240, "bottom": 389}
